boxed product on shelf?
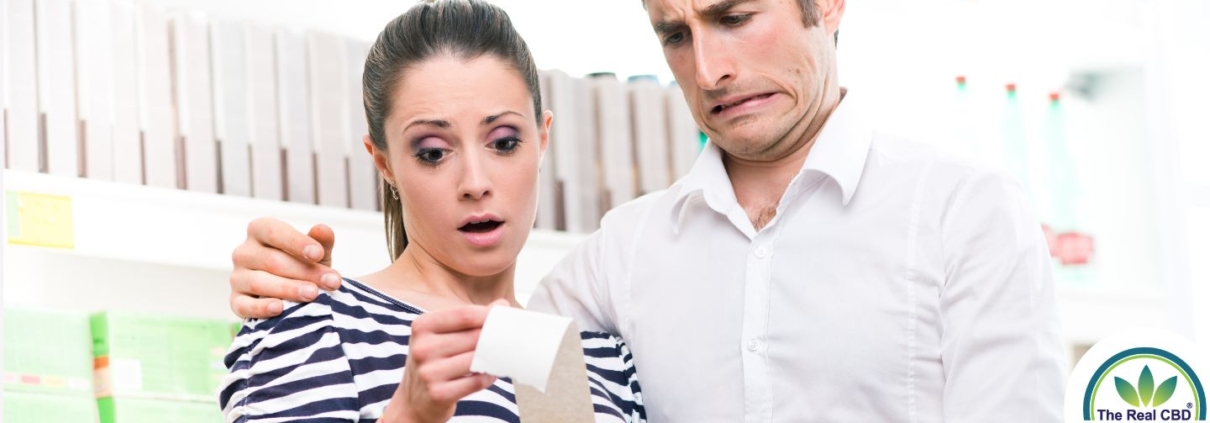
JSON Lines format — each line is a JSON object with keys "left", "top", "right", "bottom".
{"left": 277, "top": 28, "right": 318, "bottom": 205}
{"left": 90, "top": 311, "right": 237, "bottom": 400}
{"left": 111, "top": 0, "right": 143, "bottom": 185}
{"left": 4, "top": 389, "right": 99, "bottom": 423}
{"left": 74, "top": 0, "right": 117, "bottom": 181}
{"left": 247, "top": 23, "right": 284, "bottom": 201}
{"left": 98, "top": 395, "right": 221, "bottom": 423}
{"left": 171, "top": 11, "right": 219, "bottom": 194}
{"left": 210, "top": 18, "right": 254, "bottom": 198}
{"left": 308, "top": 30, "right": 352, "bottom": 209}
{"left": 346, "top": 39, "right": 379, "bottom": 211}
{"left": 629, "top": 76, "right": 672, "bottom": 196}
{"left": 591, "top": 73, "right": 638, "bottom": 211}
{"left": 3, "top": 306, "right": 95, "bottom": 396}
{"left": 5, "top": 0, "right": 39, "bottom": 173}
{"left": 136, "top": 0, "right": 178, "bottom": 189}
{"left": 35, "top": 0, "right": 79, "bottom": 177}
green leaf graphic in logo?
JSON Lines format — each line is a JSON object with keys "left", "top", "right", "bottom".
{"left": 1115, "top": 365, "right": 1181, "bottom": 408}
{"left": 1152, "top": 376, "right": 1178, "bottom": 407}
{"left": 1117, "top": 377, "right": 1141, "bottom": 407}
{"left": 1140, "top": 366, "right": 1155, "bottom": 406}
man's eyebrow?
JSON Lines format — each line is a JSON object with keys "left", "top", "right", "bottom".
{"left": 702, "top": 0, "right": 757, "bottom": 19}
{"left": 654, "top": 19, "right": 687, "bottom": 36}
{"left": 653, "top": 0, "right": 758, "bottom": 35}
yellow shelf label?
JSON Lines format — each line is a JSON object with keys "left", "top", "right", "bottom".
{"left": 6, "top": 191, "right": 75, "bottom": 249}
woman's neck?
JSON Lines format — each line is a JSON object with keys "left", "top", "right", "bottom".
{"left": 359, "top": 243, "right": 521, "bottom": 311}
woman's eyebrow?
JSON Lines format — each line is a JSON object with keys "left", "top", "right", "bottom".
{"left": 483, "top": 111, "right": 524, "bottom": 125}
{"left": 404, "top": 119, "right": 451, "bottom": 132}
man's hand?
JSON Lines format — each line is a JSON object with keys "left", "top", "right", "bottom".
{"left": 229, "top": 217, "right": 341, "bottom": 319}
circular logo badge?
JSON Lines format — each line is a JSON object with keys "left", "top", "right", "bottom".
{"left": 1066, "top": 329, "right": 1208, "bottom": 421}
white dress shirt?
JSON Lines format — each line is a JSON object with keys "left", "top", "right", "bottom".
{"left": 528, "top": 92, "right": 1068, "bottom": 423}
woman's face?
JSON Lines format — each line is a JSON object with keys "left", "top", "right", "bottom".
{"left": 370, "top": 54, "right": 550, "bottom": 277}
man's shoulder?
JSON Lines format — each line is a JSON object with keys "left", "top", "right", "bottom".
{"left": 867, "top": 130, "right": 1017, "bottom": 189}
{"left": 598, "top": 185, "right": 685, "bottom": 232}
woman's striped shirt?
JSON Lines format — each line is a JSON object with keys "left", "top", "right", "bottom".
{"left": 219, "top": 279, "right": 644, "bottom": 422}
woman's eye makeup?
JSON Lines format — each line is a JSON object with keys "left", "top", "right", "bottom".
{"left": 487, "top": 127, "right": 522, "bottom": 155}
{"left": 412, "top": 136, "right": 451, "bottom": 165}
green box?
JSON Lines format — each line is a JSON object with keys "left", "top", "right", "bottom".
{"left": 90, "top": 312, "right": 236, "bottom": 401}
{"left": 3, "top": 390, "right": 98, "bottom": 422}
{"left": 3, "top": 307, "right": 94, "bottom": 395}
{"left": 98, "top": 396, "right": 221, "bottom": 423}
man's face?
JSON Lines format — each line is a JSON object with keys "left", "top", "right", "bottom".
{"left": 647, "top": 0, "right": 841, "bottom": 160}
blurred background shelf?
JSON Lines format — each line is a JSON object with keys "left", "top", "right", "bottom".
{"left": 3, "top": 169, "right": 586, "bottom": 319}
{"left": 1, "top": 168, "right": 1172, "bottom": 357}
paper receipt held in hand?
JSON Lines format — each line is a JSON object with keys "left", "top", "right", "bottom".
{"left": 470, "top": 306, "right": 594, "bottom": 423}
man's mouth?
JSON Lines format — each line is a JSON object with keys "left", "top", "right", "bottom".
{"left": 712, "top": 93, "right": 775, "bottom": 115}
{"left": 459, "top": 219, "right": 503, "bottom": 233}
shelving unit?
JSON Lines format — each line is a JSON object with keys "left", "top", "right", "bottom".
{"left": 2, "top": 170, "right": 585, "bottom": 319}
{"left": 2, "top": 170, "right": 1172, "bottom": 352}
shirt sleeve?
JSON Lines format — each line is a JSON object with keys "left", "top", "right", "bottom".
{"left": 580, "top": 332, "right": 646, "bottom": 423}
{"left": 528, "top": 227, "right": 621, "bottom": 335}
{"left": 218, "top": 294, "right": 361, "bottom": 422}
{"left": 938, "top": 171, "right": 1068, "bottom": 422}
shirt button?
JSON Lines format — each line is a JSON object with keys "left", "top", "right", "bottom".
{"left": 754, "top": 247, "right": 768, "bottom": 259}
{"left": 746, "top": 339, "right": 759, "bottom": 352}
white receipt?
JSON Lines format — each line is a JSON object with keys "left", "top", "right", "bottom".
{"left": 470, "top": 306, "right": 595, "bottom": 422}
{"left": 470, "top": 306, "right": 570, "bottom": 392}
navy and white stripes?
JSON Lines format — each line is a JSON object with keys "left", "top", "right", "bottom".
{"left": 220, "top": 279, "right": 644, "bottom": 422}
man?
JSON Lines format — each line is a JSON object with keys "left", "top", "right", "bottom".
{"left": 228, "top": 0, "right": 1067, "bottom": 421}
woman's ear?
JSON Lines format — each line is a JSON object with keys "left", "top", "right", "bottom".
{"left": 365, "top": 135, "right": 395, "bottom": 182}
{"left": 539, "top": 110, "right": 553, "bottom": 160}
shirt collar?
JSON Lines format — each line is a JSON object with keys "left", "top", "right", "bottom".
{"left": 671, "top": 89, "right": 873, "bottom": 230}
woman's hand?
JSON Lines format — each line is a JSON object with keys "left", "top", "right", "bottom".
{"left": 384, "top": 300, "right": 508, "bottom": 422}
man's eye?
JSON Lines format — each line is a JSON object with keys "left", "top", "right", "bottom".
{"left": 664, "top": 32, "right": 685, "bottom": 46}
{"left": 721, "top": 14, "right": 750, "bottom": 26}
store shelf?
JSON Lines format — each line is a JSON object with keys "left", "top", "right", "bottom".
{"left": 1, "top": 170, "right": 1175, "bottom": 348}
{"left": 2, "top": 170, "right": 586, "bottom": 319}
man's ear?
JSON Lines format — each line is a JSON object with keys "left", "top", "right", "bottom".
{"left": 818, "top": 0, "right": 845, "bottom": 35}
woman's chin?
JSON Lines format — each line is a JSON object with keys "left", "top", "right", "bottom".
{"left": 450, "top": 251, "right": 518, "bottom": 278}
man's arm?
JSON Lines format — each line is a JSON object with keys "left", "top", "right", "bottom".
{"left": 228, "top": 217, "right": 342, "bottom": 318}
{"left": 939, "top": 171, "right": 1068, "bottom": 422}
{"left": 527, "top": 227, "right": 622, "bottom": 336}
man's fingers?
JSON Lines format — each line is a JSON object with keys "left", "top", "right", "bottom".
{"left": 412, "top": 306, "right": 490, "bottom": 335}
{"left": 308, "top": 224, "right": 336, "bottom": 268}
{"left": 235, "top": 246, "right": 334, "bottom": 288}
{"left": 230, "top": 293, "right": 285, "bottom": 320}
{"left": 231, "top": 269, "right": 322, "bottom": 303}
{"left": 247, "top": 217, "right": 324, "bottom": 263}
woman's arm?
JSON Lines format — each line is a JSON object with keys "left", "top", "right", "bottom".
{"left": 220, "top": 295, "right": 360, "bottom": 422}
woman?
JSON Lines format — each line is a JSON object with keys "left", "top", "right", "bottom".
{"left": 218, "top": 1, "right": 643, "bottom": 421}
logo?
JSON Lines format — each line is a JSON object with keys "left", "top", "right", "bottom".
{"left": 1066, "top": 330, "right": 1208, "bottom": 421}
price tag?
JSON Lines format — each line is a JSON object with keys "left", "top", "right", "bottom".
{"left": 6, "top": 191, "right": 75, "bottom": 249}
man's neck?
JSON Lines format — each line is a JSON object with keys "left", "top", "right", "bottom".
{"left": 724, "top": 87, "right": 845, "bottom": 231}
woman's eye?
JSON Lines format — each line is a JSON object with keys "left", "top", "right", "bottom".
{"left": 492, "top": 137, "right": 521, "bottom": 153}
{"left": 415, "top": 148, "right": 448, "bottom": 164}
